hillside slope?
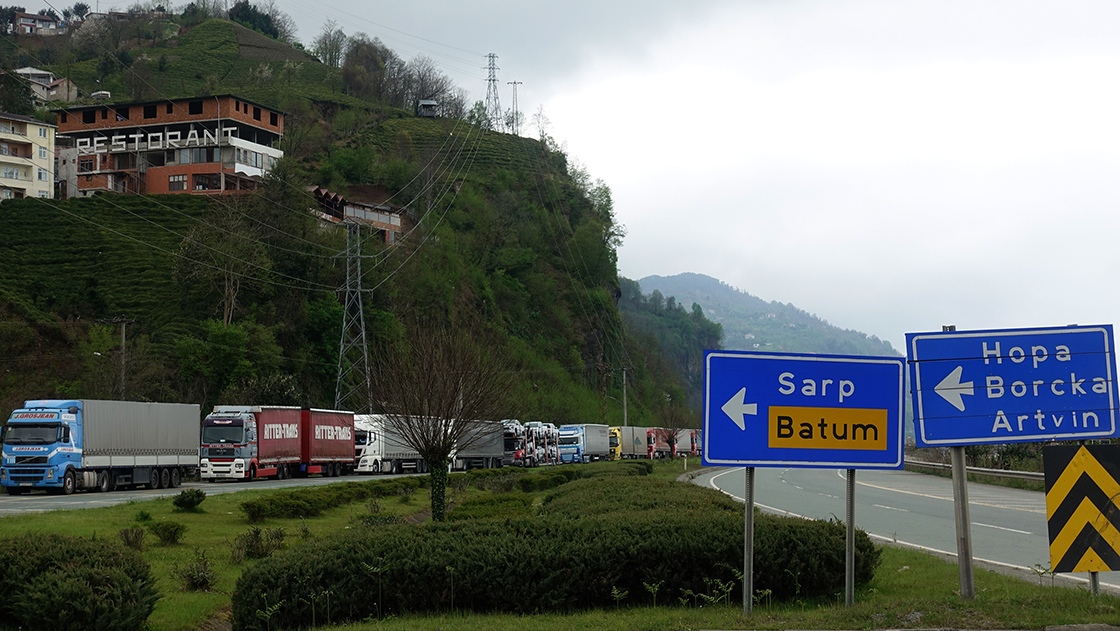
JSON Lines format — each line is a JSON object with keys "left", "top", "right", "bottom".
{"left": 639, "top": 272, "right": 898, "bottom": 357}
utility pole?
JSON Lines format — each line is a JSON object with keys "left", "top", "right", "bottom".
{"left": 507, "top": 80, "right": 522, "bottom": 136}
{"left": 484, "top": 53, "right": 502, "bottom": 131}
{"left": 335, "top": 220, "right": 372, "bottom": 413}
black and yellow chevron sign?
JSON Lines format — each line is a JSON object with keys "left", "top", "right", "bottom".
{"left": 1044, "top": 445, "right": 1120, "bottom": 573}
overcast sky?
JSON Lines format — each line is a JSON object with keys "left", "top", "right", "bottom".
{"left": 46, "top": 0, "right": 1120, "bottom": 351}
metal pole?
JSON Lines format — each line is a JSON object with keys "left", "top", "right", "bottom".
{"left": 1090, "top": 571, "right": 1100, "bottom": 596}
{"left": 119, "top": 320, "right": 126, "bottom": 399}
{"left": 744, "top": 466, "right": 755, "bottom": 614}
{"left": 622, "top": 368, "right": 628, "bottom": 426}
{"left": 950, "top": 445, "right": 976, "bottom": 598}
{"left": 846, "top": 468, "right": 855, "bottom": 607}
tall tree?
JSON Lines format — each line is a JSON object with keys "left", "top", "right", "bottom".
{"left": 372, "top": 318, "right": 518, "bottom": 522}
{"left": 311, "top": 19, "right": 345, "bottom": 67}
{"left": 174, "top": 200, "right": 273, "bottom": 325}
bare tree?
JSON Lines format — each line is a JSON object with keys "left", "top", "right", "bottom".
{"left": 174, "top": 200, "right": 273, "bottom": 325}
{"left": 311, "top": 19, "right": 346, "bottom": 68}
{"left": 372, "top": 318, "right": 518, "bottom": 521}
{"left": 407, "top": 54, "right": 452, "bottom": 113}
{"left": 655, "top": 402, "right": 695, "bottom": 457}
{"left": 259, "top": 0, "right": 297, "bottom": 43}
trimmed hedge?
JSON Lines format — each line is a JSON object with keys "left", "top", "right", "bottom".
{"left": 231, "top": 477, "right": 880, "bottom": 630}
{"left": 240, "top": 478, "right": 424, "bottom": 522}
{"left": 448, "top": 492, "right": 534, "bottom": 521}
{"left": 0, "top": 533, "right": 159, "bottom": 631}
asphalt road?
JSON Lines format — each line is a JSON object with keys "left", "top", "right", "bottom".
{"left": 697, "top": 466, "right": 1120, "bottom": 594}
{"left": 0, "top": 474, "right": 402, "bottom": 515}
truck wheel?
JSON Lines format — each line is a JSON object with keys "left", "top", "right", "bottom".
{"left": 160, "top": 468, "right": 171, "bottom": 489}
{"left": 391, "top": 460, "right": 400, "bottom": 475}
{"left": 61, "top": 471, "right": 75, "bottom": 496}
{"left": 95, "top": 470, "right": 110, "bottom": 493}
{"left": 247, "top": 465, "right": 256, "bottom": 482}
{"left": 147, "top": 469, "right": 162, "bottom": 490}
{"left": 170, "top": 468, "right": 181, "bottom": 488}
{"left": 6, "top": 487, "right": 25, "bottom": 495}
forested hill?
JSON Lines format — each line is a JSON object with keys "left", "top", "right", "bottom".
{"left": 639, "top": 273, "right": 898, "bottom": 357}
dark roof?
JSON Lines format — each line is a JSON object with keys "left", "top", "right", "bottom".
{"left": 52, "top": 94, "right": 286, "bottom": 117}
{"left": 0, "top": 111, "right": 56, "bottom": 127}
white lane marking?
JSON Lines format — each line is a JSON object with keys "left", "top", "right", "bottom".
{"left": 829, "top": 468, "right": 1045, "bottom": 514}
{"left": 873, "top": 504, "right": 909, "bottom": 512}
{"left": 705, "top": 469, "right": 1118, "bottom": 591}
{"left": 973, "top": 522, "right": 1032, "bottom": 535}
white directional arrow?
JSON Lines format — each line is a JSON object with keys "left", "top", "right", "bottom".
{"left": 721, "top": 387, "right": 758, "bottom": 430}
{"left": 935, "top": 365, "right": 974, "bottom": 412}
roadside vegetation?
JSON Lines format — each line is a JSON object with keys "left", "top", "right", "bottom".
{"left": 0, "top": 461, "right": 1114, "bottom": 630}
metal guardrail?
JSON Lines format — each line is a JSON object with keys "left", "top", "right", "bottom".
{"left": 904, "top": 458, "right": 1045, "bottom": 482}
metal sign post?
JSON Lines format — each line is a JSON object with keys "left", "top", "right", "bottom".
{"left": 950, "top": 445, "right": 975, "bottom": 598}
{"left": 845, "top": 468, "right": 855, "bottom": 607}
{"left": 744, "top": 466, "right": 754, "bottom": 615}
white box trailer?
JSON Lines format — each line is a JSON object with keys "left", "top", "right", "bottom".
{"left": 354, "top": 414, "right": 427, "bottom": 474}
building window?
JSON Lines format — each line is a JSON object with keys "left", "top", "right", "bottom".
{"left": 2, "top": 166, "right": 20, "bottom": 179}
{"left": 60, "top": 113, "right": 67, "bottom": 124}
{"left": 189, "top": 101, "right": 203, "bottom": 115}
{"left": 39, "top": 146, "right": 47, "bottom": 159}
{"left": 253, "top": 107, "right": 261, "bottom": 121}
{"left": 83, "top": 110, "right": 96, "bottom": 124}
{"left": 235, "top": 101, "right": 240, "bottom": 112}
{"left": 270, "top": 112, "right": 278, "bottom": 126}
{"left": 144, "top": 105, "right": 157, "bottom": 119}
{"left": 78, "top": 158, "right": 94, "bottom": 172}
{"left": 166, "top": 103, "right": 173, "bottom": 114}
{"left": 38, "top": 128, "right": 47, "bottom": 138}
{"left": 37, "top": 190, "right": 48, "bottom": 198}
{"left": 115, "top": 107, "right": 129, "bottom": 121}
{"left": 0, "top": 189, "right": 11, "bottom": 199}
{"left": 168, "top": 174, "right": 186, "bottom": 191}
{"left": 193, "top": 173, "right": 220, "bottom": 190}
{"left": 37, "top": 168, "right": 48, "bottom": 181}
{"left": 101, "top": 108, "right": 107, "bottom": 120}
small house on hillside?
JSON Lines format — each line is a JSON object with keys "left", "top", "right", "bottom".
{"left": 308, "top": 186, "right": 405, "bottom": 244}
{"left": 417, "top": 100, "right": 439, "bottom": 118}
{"left": 11, "top": 12, "right": 62, "bottom": 35}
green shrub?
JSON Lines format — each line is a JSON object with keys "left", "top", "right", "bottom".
{"left": 172, "top": 488, "right": 207, "bottom": 511}
{"left": 240, "top": 479, "right": 422, "bottom": 522}
{"left": 134, "top": 509, "right": 152, "bottom": 522}
{"left": 230, "top": 477, "right": 881, "bottom": 630}
{"left": 448, "top": 492, "right": 533, "bottom": 521}
{"left": 0, "top": 533, "right": 158, "bottom": 631}
{"left": 358, "top": 514, "right": 406, "bottom": 527}
{"left": 172, "top": 548, "right": 219, "bottom": 592}
{"left": 118, "top": 527, "right": 145, "bottom": 551}
{"left": 148, "top": 521, "right": 187, "bottom": 546}
{"left": 229, "top": 527, "right": 286, "bottom": 564}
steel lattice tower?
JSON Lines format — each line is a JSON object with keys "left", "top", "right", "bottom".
{"left": 484, "top": 53, "right": 502, "bottom": 130}
{"left": 335, "top": 220, "right": 372, "bottom": 413}
{"left": 507, "top": 80, "right": 522, "bottom": 136}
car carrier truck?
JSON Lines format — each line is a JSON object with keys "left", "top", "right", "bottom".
{"left": 1, "top": 399, "right": 200, "bottom": 495}
{"left": 200, "top": 406, "right": 354, "bottom": 481}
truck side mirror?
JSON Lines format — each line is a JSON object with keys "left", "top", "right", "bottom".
{"left": 61, "top": 426, "right": 71, "bottom": 443}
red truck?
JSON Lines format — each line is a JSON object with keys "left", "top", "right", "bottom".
{"left": 646, "top": 428, "right": 673, "bottom": 459}
{"left": 200, "top": 406, "right": 355, "bottom": 481}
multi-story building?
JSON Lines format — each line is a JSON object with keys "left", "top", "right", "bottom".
{"left": 55, "top": 95, "right": 283, "bottom": 197}
{"left": 308, "top": 185, "right": 406, "bottom": 244}
{"left": 0, "top": 112, "right": 56, "bottom": 200}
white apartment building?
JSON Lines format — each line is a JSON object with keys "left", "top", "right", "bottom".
{"left": 0, "top": 112, "right": 56, "bottom": 200}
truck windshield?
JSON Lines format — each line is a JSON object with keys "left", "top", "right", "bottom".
{"left": 2, "top": 423, "right": 62, "bottom": 445}
{"left": 609, "top": 435, "right": 619, "bottom": 447}
{"left": 201, "top": 423, "right": 244, "bottom": 444}
{"left": 355, "top": 430, "right": 369, "bottom": 446}
{"left": 559, "top": 436, "right": 579, "bottom": 445}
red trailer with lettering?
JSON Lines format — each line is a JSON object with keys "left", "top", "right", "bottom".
{"left": 299, "top": 408, "right": 355, "bottom": 477}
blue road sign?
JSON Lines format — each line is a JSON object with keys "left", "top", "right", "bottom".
{"left": 703, "top": 351, "right": 905, "bottom": 468}
{"left": 907, "top": 325, "right": 1120, "bottom": 447}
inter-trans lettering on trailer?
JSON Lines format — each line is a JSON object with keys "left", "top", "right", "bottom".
{"left": 199, "top": 406, "right": 355, "bottom": 481}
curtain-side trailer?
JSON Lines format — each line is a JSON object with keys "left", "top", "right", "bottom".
{"left": 1, "top": 399, "right": 199, "bottom": 495}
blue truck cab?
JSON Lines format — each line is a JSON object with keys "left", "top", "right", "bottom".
{"left": 1, "top": 399, "right": 83, "bottom": 494}
{"left": 558, "top": 425, "right": 584, "bottom": 463}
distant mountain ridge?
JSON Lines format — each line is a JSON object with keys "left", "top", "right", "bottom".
{"left": 638, "top": 273, "right": 899, "bottom": 357}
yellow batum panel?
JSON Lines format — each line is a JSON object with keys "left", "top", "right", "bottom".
{"left": 768, "top": 406, "right": 889, "bottom": 451}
